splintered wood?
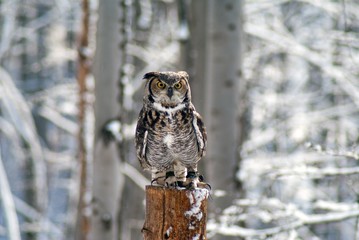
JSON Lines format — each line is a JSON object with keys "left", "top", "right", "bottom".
{"left": 143, "top": 186, "right": 209, "bottom": 240}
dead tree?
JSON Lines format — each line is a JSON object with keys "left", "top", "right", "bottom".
{"left": 143, "top": 186, "right": 209, "bottom": 240}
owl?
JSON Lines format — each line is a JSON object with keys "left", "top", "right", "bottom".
{"left": 135, "top": 71, "right": 208, "bottom": 189}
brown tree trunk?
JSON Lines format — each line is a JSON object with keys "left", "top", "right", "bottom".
{"left": 76, "top": 0, "right": 90, "bottom": 238}
{"left": 143, "top": 186, "right": 209, "bottom": 240}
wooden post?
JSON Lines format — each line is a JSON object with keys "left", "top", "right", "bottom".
{"left": 143, "top": 186, "right": 209, "bottom": 240}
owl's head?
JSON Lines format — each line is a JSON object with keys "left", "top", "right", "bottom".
{"left": 143, "top": 71, "right": 191, "bottom": 107}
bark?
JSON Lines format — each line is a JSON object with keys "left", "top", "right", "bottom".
{"left": 143, "top": 186, "right": 208, "bottom": 240}
{"left": 76, "top": 0, "right": 90, "bottom": 238}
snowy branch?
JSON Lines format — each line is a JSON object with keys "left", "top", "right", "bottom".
{"left": 245, "top": 22, "right": 359, "bottom": 108}
{"left": 121, "top": 162, "right": 150, "bottom": 191}
{"left": 270, "top": 166, "right": 359, "bottom": 179}
{"left": 209, "top": 197, "right": 359, "bottom": 238}
{"left": 306, "top": 143, "right": 359, "bottom": 161}
{"left": 13, "top": 196, "right": 64, "bottom": 238}
{"left": 37, "top": 105, "right": 78, "bottom": 135}
{"left": 0, "top": 149, "right": 21, "bottom": 240}
{"left": 0, "top": 67, "right": 48, "bottom": 209}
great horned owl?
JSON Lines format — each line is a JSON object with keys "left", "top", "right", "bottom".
{"left": 135, "top": 71, "right": 207, "bottom": 189}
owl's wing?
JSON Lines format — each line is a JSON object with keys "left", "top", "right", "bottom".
{"left": 192, "top": 111, "right": 207, "bottom": 158}
{"left": 135, "top": 108, "right": 150, "bottom": 169}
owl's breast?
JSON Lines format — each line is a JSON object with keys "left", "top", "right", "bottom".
{"left": 165, "top": 110, "right": 199, "bottom": 162}
{"left": 145, "top": 108, "right": 199, "bottom": 168}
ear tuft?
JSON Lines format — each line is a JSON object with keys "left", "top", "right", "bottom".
{"left": 143, "top": 72, "right": 159, "bottom": 80}
{"left": 178, "top": 71, "right": 189, "bottom": 79}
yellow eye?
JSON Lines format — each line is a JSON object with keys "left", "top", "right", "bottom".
{"left": 156, "top": 81, "right": 165, "bottom": 89}
{"left": 174, "top": 82, "right": 182, "bottom": 89}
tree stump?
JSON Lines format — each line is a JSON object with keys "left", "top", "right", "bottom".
{"left": 143, "top": 185, "right": 209, "bottom": 240}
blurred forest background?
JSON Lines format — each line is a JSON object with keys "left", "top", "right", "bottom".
{"left": 1, "top": 0, "right": 359, "bottom": 240}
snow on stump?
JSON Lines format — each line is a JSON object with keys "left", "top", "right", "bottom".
{"left": 142, "top": 185, "right": 209, "bottom": 240}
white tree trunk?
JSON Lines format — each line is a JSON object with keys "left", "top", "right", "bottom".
{"left": 204, "top": 0, "right": 244, "bottom": 202}
{"left": 89, "top": 0, "right": 124, "bottom": 239}
{"left": 190, "top": 1, "right": 244, "bottom": 239}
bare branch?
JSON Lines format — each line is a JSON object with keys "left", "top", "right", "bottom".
{"left": 0, "top": 0, "right": 18, "bottom": 59}
{"left": 306, "top": 143, "right": 359, "bottom": 161}
{"left": 37, "top": 105, "right": 78, "bottom": 135}
{"left": 270, "top": 166, "right": 359, "bottom": 179}
{"left": 209, "top": 198, "right": 359, "bottom": 238}
{"left": 0, "top": 149, "right": 21, "bottom": 240}
{"left": 121, "top": 162, "right": 150, "bottom": 191}
{"left": 245, "top": 22, "right": 359, "bottom": 108}
{"left": 13, "top": 196, "right": 64, "bottom": 238}
{"left": 0, "top": 66, "right": 47, "bottom": 209}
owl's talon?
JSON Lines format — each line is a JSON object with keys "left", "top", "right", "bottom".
{"left": 184, "top": 172, "right": 211, "bottom": 190}
{"left": 197, "top": 174, "right": 211, "bottom": 190}
{"left": 197, "top": 182, "right": 211, "bottom": 190}
{"left": 151, "top": 179, "right": 156, "bottom": 186}
{"left": 151, "top": 177, "right": 166, "bottom": 186}
{"left": 164, "top": 171, "right": 176, "bottom": 187}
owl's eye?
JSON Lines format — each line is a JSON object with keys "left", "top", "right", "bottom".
{"left": 156, "top": 81, "right": 166, "bottom": 89}
{"left": 174, "top": 82, "right": 182, "bottom": 89}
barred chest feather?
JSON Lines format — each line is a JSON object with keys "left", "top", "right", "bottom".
{"left": 144, "top": 104, "right": 199, "bottom": 168}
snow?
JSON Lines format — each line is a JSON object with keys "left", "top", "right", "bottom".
{"left": 105, "top": 120, "right": 123, "bottom": 142}
{"left": 213, "top": 189, "right": 226, "bottom": 197}
{"left": 185, "top": 188, "right": 209, "bottom": 223}
{"left": 3, "top": 0, "right": 359, "bottom": 239}
{"left": 192, "top": 234, "right": 200, "bottom": 240}
{"left": 165, "top": 226, "right": 173, "bottom": 236}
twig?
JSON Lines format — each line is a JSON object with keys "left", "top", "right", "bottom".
{"left": 37, "top": 105, "right": 78, "bottom": 135}
{"left": 306, "top": 142, "right": 359, "bottom": 161}
{"left": 245, "top": 22, "right": 359, "bottom": 108}
{"left": 270, "top": 166, "right": 359, "bottom": 179}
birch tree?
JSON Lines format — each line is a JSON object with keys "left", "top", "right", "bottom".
{"left": 189, "top": 1, "right": 245, "bottom": 236}
{"left": 89, "top": 0, "right": 125, "bottom": 239}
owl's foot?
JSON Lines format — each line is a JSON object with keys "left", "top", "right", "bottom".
{"left": 164, "top": 171, "right": 177, "bottom": 187}
{"left": 165, "top": 181, "right": 186, "bottom": 189}
{"left": 198, "top": 174, "right": 211, "bottom": 190}
{"left": 151, "top": 177, "right": 166, "bottom": 186}
{"left": 185, "top": 172, "right": 211, "bottom": 190}
{"left": 176, "top": 181, "right": 186, "bottom": 188}
{"left": 165, "top": 172, "right": 187, "bottom": 188}
{"left": 151, "top": 170, "right": 167, "bottom": 186}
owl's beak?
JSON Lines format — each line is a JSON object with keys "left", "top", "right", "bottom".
{"left": 167, "top": 87, "right": 173, "bottom": 99}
